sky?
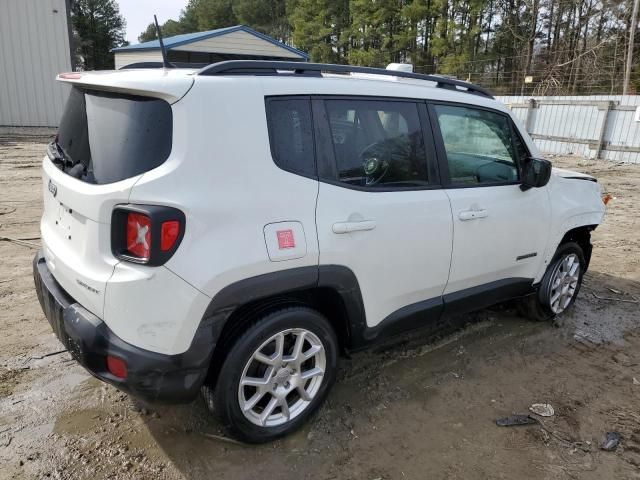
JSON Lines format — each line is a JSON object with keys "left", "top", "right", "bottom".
{"left": 117, "top": 0, "right": 185, "bottom": 44}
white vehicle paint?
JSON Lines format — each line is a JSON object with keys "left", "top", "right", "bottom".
{"left": 34, "top": 62, "right": 605, "bottom": 437}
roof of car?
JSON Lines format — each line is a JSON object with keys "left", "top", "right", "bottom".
{"left": 58, "top": 62, "right": 505, "bottom": 113}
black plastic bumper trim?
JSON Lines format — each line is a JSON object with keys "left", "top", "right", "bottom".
{"left": 33, "top": 251, "right": 214, "bottom": 404}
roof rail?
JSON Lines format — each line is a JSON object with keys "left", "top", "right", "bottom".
{"left": 197, "top": 60, "right": 494, "bottom": 99}
{"left": 120, "top": 61, "right": 209, "bottom": 70}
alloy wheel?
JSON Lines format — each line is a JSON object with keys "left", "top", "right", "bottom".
{"left": 548, "top": 253, "right": 581, "bottom": 314}
{"left": 238, "top": 328, "right": 326, "bottom": 427}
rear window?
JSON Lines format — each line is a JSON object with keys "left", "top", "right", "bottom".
{"left": 53, "top": 87, "right": 172, "bottom": 184}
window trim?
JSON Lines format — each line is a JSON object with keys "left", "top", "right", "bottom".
{"left": 508, "top": 118, "right": 532, "bottom": 175}
{"left": 311, "top": 95, "right": 441, "bottom": 193}
{"left": 264, "top": 95, "right": 318, "bottom": 180}
{"left": 427, "top": 100, "right": 525, "bottom": 189}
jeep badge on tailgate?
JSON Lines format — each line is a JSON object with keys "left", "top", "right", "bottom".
{"left": 48, "top": 179, "right": 57, "bottom": 198}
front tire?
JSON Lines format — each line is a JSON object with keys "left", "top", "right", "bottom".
{"left": 519, "top": 242, "right": 586, "bottom": 321}
{"left": 205, "top": 306, "right": 338, "bottom": 443}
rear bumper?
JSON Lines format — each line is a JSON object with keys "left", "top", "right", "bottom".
{"left": 33, "top": 251, "right": 212, "bottom": 404}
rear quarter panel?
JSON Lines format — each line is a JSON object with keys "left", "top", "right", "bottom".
{"left": 126, "top": 77, "right": 321, "bottom": 298}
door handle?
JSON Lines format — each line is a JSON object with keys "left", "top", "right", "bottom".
{"left": 459, "top": 209, "right": 488, "bottom": 221}
{"left": 332, "top": 220, "right": 377, "bottom": 234}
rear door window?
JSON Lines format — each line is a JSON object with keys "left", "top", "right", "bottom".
{"left": 53, "top": 87, "right": 172, "bottom": 184}
{"left": 324, "top": 99, "right": 430, "bottom": 188}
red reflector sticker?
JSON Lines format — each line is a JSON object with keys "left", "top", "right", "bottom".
{"left": 106, "top": 355, "right": 127, "bottom": 379}
{"left": 276, "top": 229, "right": 295, "bottom": 249}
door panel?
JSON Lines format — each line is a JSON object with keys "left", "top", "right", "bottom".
{"left": 444, "top": 185, "right": 550, "bottom": 294}
{"left": 316, "top": 184, "right": 453, "bottom": 327}
{"left": 428, "top": 102, "right": 551, "bottom": 294}
{"left": 314, "top": 97, "right": 453, "bottom": 329}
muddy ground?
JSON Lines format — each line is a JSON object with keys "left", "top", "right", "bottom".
{"left": 1, "top": 137, "right": 639, "bottom": 480}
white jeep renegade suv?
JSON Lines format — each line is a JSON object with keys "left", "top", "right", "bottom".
{"left": 33, "top": 61, "right": 606, "bottom": 443}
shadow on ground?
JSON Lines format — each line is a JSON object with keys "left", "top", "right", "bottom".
{"left": 136, "top": 270, "right": 640, "bottom": 480}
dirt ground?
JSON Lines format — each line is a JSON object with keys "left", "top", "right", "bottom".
{"left": 1, "top": 137, "right": 639, "bottom": 480}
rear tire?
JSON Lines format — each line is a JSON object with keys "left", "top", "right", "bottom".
{"left": 204, "top": 306, "right": 338, "bottom": 443}
{"left": 519, "top": 242, "right": 586, "bottom": 322}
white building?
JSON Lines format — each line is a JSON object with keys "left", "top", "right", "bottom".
{"left": 0, "top": 0, "right": 73, "bottom": 127}
{"left": 112, "top": 25, "right": 308, "bottom": 69}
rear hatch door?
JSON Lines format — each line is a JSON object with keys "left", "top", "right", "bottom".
{"left": 41, "top": 70, "right": 193, "bottom": 317}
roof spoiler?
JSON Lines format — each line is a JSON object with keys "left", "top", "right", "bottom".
{"left": 56, "top": 71, "right": 194, "bottom": 104}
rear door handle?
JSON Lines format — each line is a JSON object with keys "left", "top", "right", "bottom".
{"left": 332, "top": 220, "right": 377, "bottom": 234}
{"left": 459, "top": 209, "right": 488, "bottom": 221}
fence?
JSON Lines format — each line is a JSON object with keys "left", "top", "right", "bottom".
{"left": 496, "top": 95, "right": 640, "bottom": 164}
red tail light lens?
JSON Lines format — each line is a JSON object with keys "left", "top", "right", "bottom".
{"left": 112, "top": 205, "right": 185, "bottom": 266}
{"left": 106, "top": 355, "right": 128, "bottom": 379}
{"left": 126, "top": 212, "right": 151, "bottom": 260}
{"left": 161, "top": 220, "right": 180, "bottom": 251}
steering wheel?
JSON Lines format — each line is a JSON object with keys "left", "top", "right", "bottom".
{"left": 360, "top": 143, "right": 390, "bottom": 186}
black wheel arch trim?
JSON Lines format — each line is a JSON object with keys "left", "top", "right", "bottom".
{"left": 199, "top": 265, "right": 367, "bottom": 351}
{"left": 198, "top": 267, "right": 536, "bottom": 356}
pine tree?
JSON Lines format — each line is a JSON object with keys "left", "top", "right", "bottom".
{"left": 71, "top": 0, "right": 127, "bottom": 70}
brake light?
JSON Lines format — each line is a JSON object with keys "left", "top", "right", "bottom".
{"left": 112, "top": 205, "right": 185, "bottom": 266}
{"left": 106, "top": 355, "right": 127, "bottom": 379}
{"left": 161, "top": 220, "right": 180, "bottom": 251}
{"left": 126, "top": 212, "right": 151, "bottom": 260}
{"left": 59, "top": 72, "right": 83, "bottom": 80}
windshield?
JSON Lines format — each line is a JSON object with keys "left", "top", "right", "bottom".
{"left": 52, "top": 86, "right": 173, "bottom": 184}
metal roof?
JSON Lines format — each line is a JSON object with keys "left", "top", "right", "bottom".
{"left": 111, "top": 25, "right": 309, "bottom": 60}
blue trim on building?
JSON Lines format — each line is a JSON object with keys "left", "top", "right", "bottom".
{"left": 112, "top": 25, "right": 309, "bottom": 60}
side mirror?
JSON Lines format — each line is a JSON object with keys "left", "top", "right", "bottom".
{"left": 520, "top": 157, "right": 552, "bottom": 191}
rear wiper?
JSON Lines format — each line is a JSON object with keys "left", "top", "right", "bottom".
{"left": 46, "top": 139, "right": 67, "bottom": 169}
{"left": 47, "top": 138, "right": 87, "bottom": 178}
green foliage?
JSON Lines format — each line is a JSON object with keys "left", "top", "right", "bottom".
{"left": 121, "top": 0, "right": 635, "bottom": 94}
{"left": 138, "top": 0, "right": 203, "bottom": 43}
{"left": 71, "top": 0, "right": 126, "bottom": 70}
{"left": 234, "top": 0, "right": 289, "bottom": 40}
{"left": 290, "top": 0, "right": 349, "bottom": 63}
{"left": 193, "top": 0, "right": 237, "bottom": 30}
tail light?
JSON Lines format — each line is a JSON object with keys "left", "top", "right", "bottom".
{"left": 111, "top": 205, "right": 185, "bottom": 266}
{"left": 161, "top": 220, "right": 180, "bottom": 251}
{"left": 127, "top": 212, "right": 151, "bottom": 260}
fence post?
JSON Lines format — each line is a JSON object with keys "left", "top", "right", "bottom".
{"left": 593, "top": 101, "right": 613, "bottom": 160}
{"left": 524, "top": 98, "right": 537, "bottom": 134}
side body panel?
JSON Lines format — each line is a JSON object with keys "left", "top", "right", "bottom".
{"left": 315, "top": 184, "right": 453, "bottom": 328}
{"left": 443, "top": 184, "right": 551, "bottom": 293}
{"left": 425, "top": 101, "right": 552, "bottom": 294}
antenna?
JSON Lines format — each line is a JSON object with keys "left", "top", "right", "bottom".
{"left": 154, "top": 14, "right": 173, "bottom": 69}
